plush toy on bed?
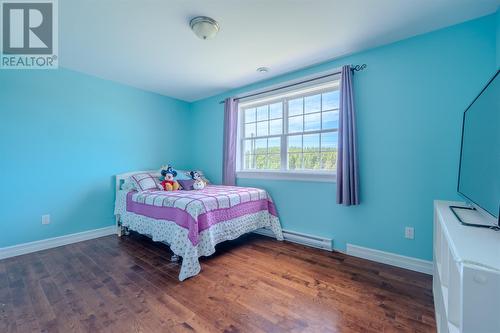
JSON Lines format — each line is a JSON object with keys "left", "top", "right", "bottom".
{"left": 190, "top": 170, "right": 206, "bottom": 190}
{"left": 160, "top": 165, "right": 180, "bottom": 191}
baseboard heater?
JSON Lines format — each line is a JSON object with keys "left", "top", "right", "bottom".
{"left": 253, "top": 228, "right": 333, "bottom": 251}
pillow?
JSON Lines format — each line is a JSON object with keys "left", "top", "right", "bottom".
{"left": 178, "top": 179, "right": 195, "bottom": 191}
{"left": 130, "top": 173, "right": 160, "bottom": 191}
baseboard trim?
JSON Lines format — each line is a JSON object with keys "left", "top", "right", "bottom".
{"left": 346, "top": 244, "right": 433, "bottom": 275}
{"left": 0, "top": 226, "right": 117, "bottom": 260}
{"left": 254, "top": 228, "right": 333, "bottom": 251}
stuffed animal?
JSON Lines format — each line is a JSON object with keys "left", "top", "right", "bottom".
{"left": 190, "top": 170, "right": 206, "bottom": 190}
{"left": 160, "top": 165, "right": 180, "bottom": 191}
{"left": 184, "top": 170, "right": 210, "bottom": 184}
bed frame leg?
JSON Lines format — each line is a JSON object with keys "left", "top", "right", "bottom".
{"left": 171, "top": 254, "right": 180, "bottom": 262}
{"left": 118, "top": 226, "right": 130, "bottom": 237}
{"left": 116, "top": 216, "right": 130, "bottom": 238}
{"left": 116, "top": 215, "right": 123, "bottom": 237}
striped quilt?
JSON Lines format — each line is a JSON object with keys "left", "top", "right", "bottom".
{"left": 126, "top": 185, "right": 278, "bottom": 245}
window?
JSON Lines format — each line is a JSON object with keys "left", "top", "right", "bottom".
{"left": 237, "top": 77, "right": 339, "bottom": 181}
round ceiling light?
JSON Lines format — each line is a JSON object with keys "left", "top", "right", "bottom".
{"left": 190, "top": 16, "right": 219, "bottom": 40}
{"left": 256, "top": 67, "right": 270, "bottom": 73}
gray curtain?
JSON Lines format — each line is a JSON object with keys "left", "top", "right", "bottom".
{"left": 222, "top": 97, "right": 238, "bottom": 185}
{"left": 336, "top": 65, "right": 360, "bottom": 205}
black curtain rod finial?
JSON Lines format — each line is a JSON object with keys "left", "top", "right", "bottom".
{"left": 351, "top": 64, "right": 367, "bottom": 72}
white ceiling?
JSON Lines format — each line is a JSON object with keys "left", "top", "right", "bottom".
{"left": 59, "top": 0, "right": 499, "bottom": 102}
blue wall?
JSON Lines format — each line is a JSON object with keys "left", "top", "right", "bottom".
{"left": 188, "top": 15, "right": 498, "bottom": 260}
{"left": 0, "top": 69, "right": 190, "bottom": 247}
{"left": 1, "top": 14, "right": 497, "bottom": 258}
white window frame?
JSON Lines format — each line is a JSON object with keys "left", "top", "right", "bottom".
{"left": 236, "top": 73, "right": 341, "bottom": 183}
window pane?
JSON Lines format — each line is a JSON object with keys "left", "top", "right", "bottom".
{"left": 244, "top": 139, "right": 254, "bottom": 155}
{"left": 288, "top": 115, "right": 303, "bottom": 133}
{"left": 245, "top": 108, "right": 256, "bottom": 123}
{"left": 304, "top": 112, "right": 321, "bottom": 131}
{"left": 303, "top": 153, "right": 321, "bottom": 169}
{"left": 256, "top": 121, "right": 269, "bottom": 137}
{"left": 303, "top": 133, "right": 319, "bottom": 152}
{"left": 269, "top": 102, "right": 282, "bottom": 119}
{"left": 269, "top": 119, "right": 282, "bottom": 135}
{"left": 288, "top": 98, "right": 303, "bottom": 116}
{"left": 268, "top": 137, "right": 280, "bottom": 154}
{"left": 304, "top": 94, "right": 321, "bottom": 113}
{"left": 255, "top": 154, "right": 267, "bottom": 169}
{"left": 322, "top": 110, "right": 338, "bottom": 130}
{"left": 245, "top": 123, "right": 256, "bottom": 138}
{"left": 255, "top": 138, "right": 267, "bottom": 154}
{"left": 268, "top": 154, "right": 281, "bottom": 170}
{"left": 288, "top": 153, "right": 302, "bottom": 170}
{"left": 241, "top": 85, "right": 341, "bottom": 172}
{"left": 244, "top": 154, "right": 255, "bottom": 169}
{"left": 287, "top": 135, "right": 302, "bottom": 153}
{"left": 321, "top": 132, "right": 337, "bottom": 151}
{"left": 321, "top": 152, "right": 337, "bottom": 170}
{"left": 322, "top": 91, "right": 339, "bottom": 110}
{"left": 256, "top": 105, "right": 268, "bottom": 121}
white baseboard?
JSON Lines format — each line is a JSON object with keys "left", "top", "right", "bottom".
{"left": 254, "top": 228, "right": 333, "bottom": 251}
{"left": 0, "top": 226, "right": 117, "bottom": 260}
{"left": 346, "top": 244, "right": 433, "bottom": 275}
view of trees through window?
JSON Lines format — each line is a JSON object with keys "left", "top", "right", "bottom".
{"left": 241, "top": 82, "right": 339, "bottom": 172}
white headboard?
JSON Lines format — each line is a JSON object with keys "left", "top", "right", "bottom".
{"left": 115, "top": 170, "right": 157, "bottom": 193}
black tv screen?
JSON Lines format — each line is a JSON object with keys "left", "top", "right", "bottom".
{"left": 457, "top": 70, "right": 499, "bottom": 220}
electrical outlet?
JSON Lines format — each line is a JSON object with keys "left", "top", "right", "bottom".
{"left": 41, "top": 214, "right": 50, "bottom": 225}
{"left": 405, "top": 227, "right": 414, "bottom": 239}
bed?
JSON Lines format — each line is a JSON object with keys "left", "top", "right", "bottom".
{"left": 114, "top": 171, "right": 284, "bottom": 281}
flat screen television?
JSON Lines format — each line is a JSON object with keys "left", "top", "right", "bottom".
{"left": 453, "top": 70, "right": 500, "bottom": 228}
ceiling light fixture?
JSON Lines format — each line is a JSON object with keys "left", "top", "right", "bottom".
{"left": 256, "top": 67, "right": 269, "bottom": 73}
{"left": 190, "top": 16, "right": 219, "bottom": 40}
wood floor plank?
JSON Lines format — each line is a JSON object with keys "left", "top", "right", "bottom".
{"left": 64, "top": 244, "right": 157, "bottom": 333}
{"left": 75, "top": 241, "right": 192, "bottom": 332}
{"left": 47, "top": 245, "right": 121, "bottom": 333}
{"left": 90, "top": 237, "right": 221, "bottom": 333}
{"left": 0, "top": 233, "right": 436, "bottom": 332}
{"left": 22, "top": 254, "right": 60, "bottom": 333}
{"left": 5, "top": 258, "right": 41, "bottom": 333}
{"left": 0, "top": 260, "right": 18, "bottom": 333}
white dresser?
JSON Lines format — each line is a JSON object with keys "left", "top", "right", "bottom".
{"left": 433, "top": 201, "right": 500, "bottom": 333}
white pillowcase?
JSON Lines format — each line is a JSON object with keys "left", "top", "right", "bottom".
{"left": 130, "top": 173, "right": 161, "bottom": 191}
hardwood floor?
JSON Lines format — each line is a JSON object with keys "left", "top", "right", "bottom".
{"left": 0, "top": 233, "right": 436, "bottom": 332}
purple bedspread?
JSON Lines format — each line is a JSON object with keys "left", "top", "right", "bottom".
{"left": 126, "top": 185, "right": 278, "bottom": 245}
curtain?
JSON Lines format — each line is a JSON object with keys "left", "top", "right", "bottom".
{"left": 336, "top": 65, "right": 360, "bottom": 205}
{"left": 222, "top": 97, "right": 238, "bottom": 185}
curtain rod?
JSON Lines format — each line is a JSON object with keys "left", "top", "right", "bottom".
{"left": 219, "top": 64, "right": 367, "bottom": 104}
